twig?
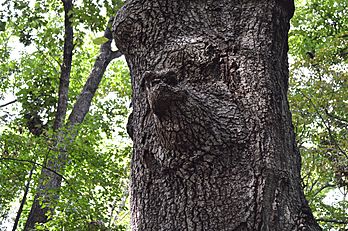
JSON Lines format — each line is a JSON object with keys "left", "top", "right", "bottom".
{"left": 0, "top": 99, "right": 17, "bottom": 108}
{"left": 312, "top": 183, "right": 336, "bottom": 197}
{"left": 0, "top": 157, "right": 70, "bottom": 184}
{"left": 324, "top": 108, "right": 348, "bottom": 124}
{"left": 299, "top": 90, "right": 347, "bottom": 158}
{"left": 108, "top": 184, "right": 129, "bottom": 228}
{"left": 317, "top": 218, "right": 348, "bottom": 224}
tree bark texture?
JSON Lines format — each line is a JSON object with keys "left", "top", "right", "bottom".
{"left": 113, "top": 0, "right": 321, "bottom": 230}
{"left": 53, "top": 0, "right": 74, "bottom": 131}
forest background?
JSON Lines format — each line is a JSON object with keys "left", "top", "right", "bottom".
{"left": 0, "top": 0, "right": 347, "bottom": 230}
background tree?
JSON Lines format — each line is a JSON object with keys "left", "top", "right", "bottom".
{"left": 289, "top": 0, "right": 348, "bottom": 229}
{"left": 113, "top": 0, "right": 321, "bottom": 230}
{"left": 0, "top": 0, "right": 131, "bottom": 230}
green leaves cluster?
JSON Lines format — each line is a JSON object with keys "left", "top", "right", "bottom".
{"left": 1, "top": 0, "right": 131, "bottom": 230}
{"left": 290, "top": 0, "right": 348, "bottom": 230}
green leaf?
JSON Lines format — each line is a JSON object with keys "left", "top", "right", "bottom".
{"left": 92, "top": 36, "right": 109, "bottom": 45}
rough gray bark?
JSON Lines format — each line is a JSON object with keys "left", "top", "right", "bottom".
{"left": 24, "top": 15, "right": 122, "bottom": 230}
{"left": 113, "top": 0, "right": 322, "bottom": 230}
{"left": 53, "top": 0, "right": 74, "bottom": 131}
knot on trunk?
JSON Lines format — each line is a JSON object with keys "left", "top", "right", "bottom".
{"left": 141, "top": 69, "right": 187, "bottom": 116}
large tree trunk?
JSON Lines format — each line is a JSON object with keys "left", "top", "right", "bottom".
{"left": 113, "top": 0, "right": 322, "bottom": 230}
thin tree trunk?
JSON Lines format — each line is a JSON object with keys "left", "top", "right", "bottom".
{"left": 12, "top": 165, "right": 35, "bottom": 231}
{"left": 53, "top": 0, "right": 74, "bottom": 131}
{"left": 24, "top": 0, "right": 74, "bottom": 229}
{"left": 24, "top": 14, "right": 122, "bottom": 231}
{"left": 113, "top": 0, "right": 322, "bottom": 230}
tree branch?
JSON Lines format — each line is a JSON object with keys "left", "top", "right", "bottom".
{"left": 324, "top": 108, "right": 348, "bottom": 125}
{"left": 0, "top": 99, "right": 17, "bottom": 108}
{"left": 108, "top": 185, "right": 129, "bottom": 228}
{"left": 110, "top": 50, "right": 123, "bottom": 61}
{"left": 68, "top": 17, "right": 123, "bottom": 124}
{"left": 317, "top": 218, "right": 348, "bottom": 224}
{"left": 312, "top": 183, "right": 336, "bottom": 197}
{"left": 0, "top": 157, "right": 70, "bottom": 184}
{"left": 299, "top": 90, "right": 347, "bottom": 158}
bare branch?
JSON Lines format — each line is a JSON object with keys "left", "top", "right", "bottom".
{"left": 110, "top": 50, "right": 123, "bottom": 61}
{"left": 0, "top": 99, "right": 17, "bottom": 108}
{"left": 324, "top": 108, "right": 348, "bottom": 125}
{"left": 0, "top": 157, "right": 70, "bottom": 184}
{"left": 108, "top": 184, "right": 129, "bottom": 228}
{"left": 68, "top": 17, "right": 123, "bottom": 124}
{"left": 312, "top": 183, "right": 336, "bottom": 197}
{"left": 317, "top": 218, "right": 348, "bottom": 224}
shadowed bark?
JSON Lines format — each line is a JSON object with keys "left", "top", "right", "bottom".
{"left": 113, "top": 0, "right": 322, "bottom": 230}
